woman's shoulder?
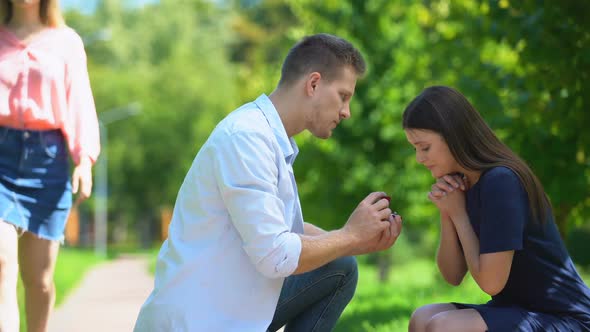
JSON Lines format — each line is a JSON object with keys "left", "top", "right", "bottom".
{"left": 483, "top": 166, "right": 517, "bottom": 179}
{"left": 52, "top": 26, "right": 84, "bottom": 44}
{"left": 46, "top": 26, "right": 87, "bottom": 61}
{"left": 479, "top": 166, "right": 522, "bottom": 191}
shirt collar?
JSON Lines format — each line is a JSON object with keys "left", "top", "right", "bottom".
{"left": 254, "top": 94, "right": 299, "bottom": 163}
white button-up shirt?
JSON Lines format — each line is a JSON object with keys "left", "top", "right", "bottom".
{"left": 134, "top": 94, "right": 304, "bottom": 331}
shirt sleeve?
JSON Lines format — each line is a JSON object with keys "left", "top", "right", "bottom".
{"left": 64, "top": 29, "right": 100, "bottom": 165}
{"left": 479, "top": 167, "right": 527, "bottom": 254}
{"left": 212, "top": 130, "right": 302, "bottom": 279}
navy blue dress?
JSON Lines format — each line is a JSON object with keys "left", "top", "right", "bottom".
{"left": 453, "top": 167, "right": 590, "bottom": 332}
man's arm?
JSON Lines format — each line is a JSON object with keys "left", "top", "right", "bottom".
{"left": 303, "top": 222, "right": 326, "bottom": 235}
{"left": 293, "top": 193, "right": 403, "bottom": 275}
{"left": 214, "top": 132, "right": 401, "bottom": 279}
{"left": 293, "top": 230, "right": 356, "bottom": 274}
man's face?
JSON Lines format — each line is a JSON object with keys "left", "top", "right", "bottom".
{"left": 405, "top": 128, "right": 459, "bottom": 178}
{"left": 306, "top": 66, "right": 357, "bottom": 139}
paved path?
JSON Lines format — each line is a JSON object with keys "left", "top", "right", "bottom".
{"left": 48, "top": 255, "right": 153, "bottom": 332}
{"left": 47, "top": 254, "right": 285, "bottom": 332}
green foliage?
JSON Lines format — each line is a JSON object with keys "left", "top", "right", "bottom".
{"left": 229, "top": 0, "right": 590, "bottom": 241}
{"left": 470, "top": 0, "right": 590, "bottom": 237}
{"left": 65, "top": 0, "right": 239, "bottom": 244}
{"left": 568, "top": 224, "right": 590, "bottom": 267}
{"left": 62, "top": 0, "right": 589, "bottom": 250}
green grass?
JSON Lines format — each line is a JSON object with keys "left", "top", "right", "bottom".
{"left": 17, "top": 248, "right": 106, "bottom": 331}
{"left": 334, "top": 257, "right": 590, "bottom": 332}
{"left": 145, "top": 238, "right": 590, "bottom": 332}
{"left": 333, "top": 257, "right": 488, "bottom": 332}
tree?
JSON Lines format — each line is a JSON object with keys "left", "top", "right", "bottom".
{"left": 66, "top": 0, "right": 240, "bottom": 245}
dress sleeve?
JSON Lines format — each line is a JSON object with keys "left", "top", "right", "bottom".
{"left": 478, "top": 167, "right": 528, "bottom": 254}
{"left": 64, "top": 29, "right": 100, "bottom": 165}
{"left": 211, "top": 130, "right": 302, "bottom": 279}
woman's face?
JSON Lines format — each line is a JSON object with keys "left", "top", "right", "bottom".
{"left": 405, "top": 128, "right": 459, "bottom": 178}
{"left": 10, "top": 0, "right": 41, "bottom": 8}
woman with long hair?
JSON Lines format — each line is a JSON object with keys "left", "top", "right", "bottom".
{"left": 403, "top": 86, "right": 590, "bottom": 331}
{"left": 0, "top": 1, "right": 100, "bottom": 331}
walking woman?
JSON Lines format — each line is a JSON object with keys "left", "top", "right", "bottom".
{"left": 403, "top": 86, "right": 590, "bottom": 331}
{"left": 0, "top": 0, "right": 100, "bottom": 331}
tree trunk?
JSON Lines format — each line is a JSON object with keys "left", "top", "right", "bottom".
{"left": 553, "top": 203, "right": 573, "bottom": 243}
{"left": 378, "top": 254, "right": 391, "bottom": 282}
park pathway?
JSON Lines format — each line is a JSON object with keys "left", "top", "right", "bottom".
{"left": 48, "top": 255, "right": 153, "bottom": 332}
{"left": 47, "top": 254, "right": 285, "bottom": 331}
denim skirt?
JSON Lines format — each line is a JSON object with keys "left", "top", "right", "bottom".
{"left": 0, "top": 126, "right": 72, "bottom": 241}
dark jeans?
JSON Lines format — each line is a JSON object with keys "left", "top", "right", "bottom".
{"left": 267, "top": 256, "right": 358, "bottom": 332}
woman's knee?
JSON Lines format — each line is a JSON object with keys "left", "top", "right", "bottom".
{"left": 409, "top": 305, "right": 432, "bottom": 332}
{"left": 426, "top": 309, "right": 487, "bottom": 332}
{"left": 426, "top": 311, "right": 470, "bottom": 332}
{"left": 425, "top": 313, "right": 446, "bottom": 332}
{"left": 18, "top": 232, "right": 59, "bottom": 293}
{"left": 410, "top": 303, "right": 458, "bottom": 332}
{"left": 20, "top": 269, "right": 54, "bottom": 293}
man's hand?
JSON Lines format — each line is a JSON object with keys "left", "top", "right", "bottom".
{"left": 358, "top": 213, "right": 403, "bottom": 255}
{"left": 342, "top": 192, "right": 400, "bottom": 255}
{"left": 72, "top": 157, "right": 93, "bottom": 205}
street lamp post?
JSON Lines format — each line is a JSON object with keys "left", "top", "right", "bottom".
{"left": 83, "top": 28, "right": 112, "bottom": 46}
{"left": 94, "top": 103, "right": 141, "bottom": 257}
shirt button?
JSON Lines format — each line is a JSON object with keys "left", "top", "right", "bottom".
{"left": 23, "top": 131, "right": 30, "bottom": 139}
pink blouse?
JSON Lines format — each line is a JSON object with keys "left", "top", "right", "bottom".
{"left": 0, "top": 25, "right": 100, "bottom": 165}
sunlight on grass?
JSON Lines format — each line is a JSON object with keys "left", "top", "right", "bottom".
{"left": 335, "top": 256, "right": 590, "bottom": 332}
{"left": 142, "top": 239, "right": 590, "bottom": 332}
{"left": 334, "top": 257, "right": 487, "bottom": 332}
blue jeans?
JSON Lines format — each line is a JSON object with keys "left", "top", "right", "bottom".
{"left": 267, "top": 256, "right": 358, "bottom": 332}
{"left": 0, "top": 127, "right": 71, "bottom": 241}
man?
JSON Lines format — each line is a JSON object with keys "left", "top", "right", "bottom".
{"left": 134, "top": 33, "right": 403, "bottom": 332}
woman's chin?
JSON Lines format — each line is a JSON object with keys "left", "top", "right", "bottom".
{"left": 430, "top": 170, "right": 441, "bottom": 178}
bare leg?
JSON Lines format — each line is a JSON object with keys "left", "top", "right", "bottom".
{"left": 426, "top": 308, "right": 487, "bottom": 332}
{"left": 409, "top": 303, "right": 457, "bottom": 332}
{"left": 18, "top": 232, "right": 60, "bottom": 332}
{"left": 0, "top": 220, "right": 20, "bottom": 332}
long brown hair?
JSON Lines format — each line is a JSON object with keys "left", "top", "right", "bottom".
{"left": 402, "top": 85, "right": 552, "bottom": 224}
{"left": 1, "top": 0, "right": 64, "bottom": 27}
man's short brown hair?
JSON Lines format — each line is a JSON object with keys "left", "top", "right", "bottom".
{"left": 278, "top": 33, "right": 366, "bottom": 87}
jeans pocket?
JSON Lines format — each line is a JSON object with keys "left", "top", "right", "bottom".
{"left": 39, "top": 131, "right": 64, "bottom": 159}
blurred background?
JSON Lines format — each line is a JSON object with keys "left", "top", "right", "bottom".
{"left": 39, "top": 0, "right": 590, "bottom": 331}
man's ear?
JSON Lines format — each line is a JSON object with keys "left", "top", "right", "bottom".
{"left": 305, "top": 72, "right": 322, "bottom": 96}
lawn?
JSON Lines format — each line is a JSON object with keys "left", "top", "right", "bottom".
{"left": 146, "top": 234, "right": 590, "bottom": 332}
{"left": 334, "top": 256, "right": 590, "bottom": 332}
{"left": 17, "top": 248, "right": 105, "bottom": 331}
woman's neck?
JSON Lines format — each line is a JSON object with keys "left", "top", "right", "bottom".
{"left": 7, "top": 5, "right": 43, "bottom": 29}
{"left": 463, "top": 169, "right": 481, "bottom": 188}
